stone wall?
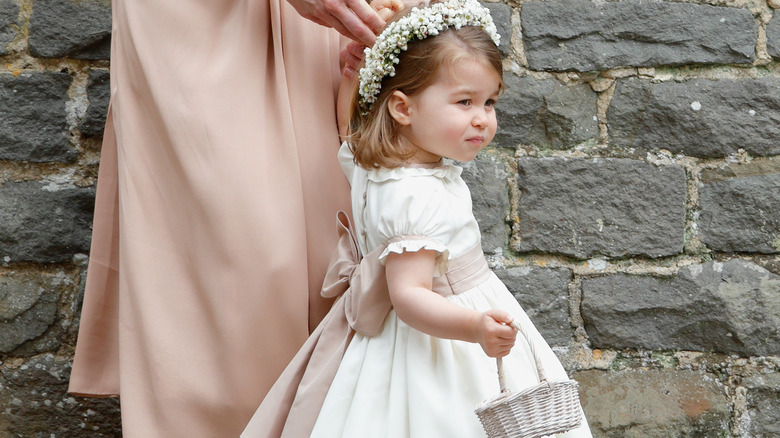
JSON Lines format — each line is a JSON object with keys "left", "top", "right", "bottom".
{"left": 0, "top": 0, "right": 778, "bottom": 436}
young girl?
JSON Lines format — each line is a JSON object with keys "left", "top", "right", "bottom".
{"left": 243, "top": 0, "right": 592, "bottom": 436}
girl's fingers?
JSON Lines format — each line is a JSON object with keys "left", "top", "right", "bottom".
{"left": 485, "top": 308, "right": 515, "bottom": 325}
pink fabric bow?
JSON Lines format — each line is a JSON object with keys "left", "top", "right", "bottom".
{"left": 321, "top": 210, "right": 391, "bottom": 336}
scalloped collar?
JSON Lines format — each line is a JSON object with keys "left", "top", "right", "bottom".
{"left": 366, "top": 161, "right": 463, "bottom": 183}
{"left": 338, "top": 142, "right": 464, "bottom": 183}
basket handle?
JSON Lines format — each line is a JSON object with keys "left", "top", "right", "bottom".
{"left": 496, "top": 320, "right": 549, "bottom": 392}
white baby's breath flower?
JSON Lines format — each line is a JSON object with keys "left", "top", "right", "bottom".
{"left": 357, "top": 0, "right": 500, "bottom": 113}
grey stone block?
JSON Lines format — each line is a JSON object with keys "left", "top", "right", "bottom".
{"left": 494, "top": 74, "right": 598, "bottom": 149}
{"left": 0, "top": 354, "right": 121, "bottom": 437}
{"left": 0, "top": 0, "right": 19, "bottom": 56}
{"left": 699, "top": 168, "right": 780, "bottom": 254}
{"left": 521, "top": 0, "right": 756, "bottom": 72}
{"left": 768, "top": 15, "right": 780, "bottom": 59}
{"left": 29, "top": 0, "right": 111, "bottom": 60}
{"left": 0, "top": 181, "right": 95, "bottom": 263}
{"left": 576, "top": 369, "right": 730, "bottom": 437}
{"left": 460, "top": 154, "right": 509, "bottom": 253}
{"left": 80, "top": 69, "right": 110, "bottom": 137}
{"left": 0, "top": 72, "right": 75, "bottom": 163}
{"left": 494, "top": 266, "right": 572, "bottom": 346}
{"left": 608, "top": 77, "right": 780, "bottom": 158}
{"left": 0, "top": 271, "right": 59, "bottom": 353}
{"left": 743, "top": 373, "right": 780, "bottom": 437}
{"left": 482, "top": 1, "right": 511, "bottom": 57}
{"left": 514, "top": 158, "right": 686, "bottom": 259}
{"left": 582, "top": 260, "right": 780, "bottom": 356}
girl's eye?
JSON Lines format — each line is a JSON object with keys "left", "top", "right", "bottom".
{"left": 458, "top": 99, "right": 471, "bottom": 106}
{"left": 485, "top": 99, "right": 497, "bottom": 107}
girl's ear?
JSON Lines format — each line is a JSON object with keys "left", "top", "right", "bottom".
{"left": 387, "top": 90, "right": 413, "bottom": 126}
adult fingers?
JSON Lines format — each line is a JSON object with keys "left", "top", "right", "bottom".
{"left": 304, "top": 13, "right": 329, "bottom": 28}
{"left": 340, "top": 43, "right": 366, "bottom": 73}
{"left": 320, "top": 0, "right": 380, "bottom": 46}
{"left": 339, "top": 42, "right": 365, "bottom": 66}
{"left": 345, "top": 40, "right": 367, "bottom": 58}
{"left": 341, "top": 56, "right": 362, "bottom": 79}
{"left": 347, "top": 0, "right": 386, "bottom": 37}
{"left": 374, "top": 0, "right": 402, "bottom": 21}
{"left": 320, "top": 12, "right": 362, "bottom": 43}
{"left": 342, "top": 66, "right": 358, "bottom": 80}
{"left": 289, "top": 0, "right": 361, "bottom": 42}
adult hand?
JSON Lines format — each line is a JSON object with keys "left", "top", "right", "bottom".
{"left": 287, "top": 0, "right": 385, "bottom": 46}
{"left": 340, "top": 41, "right": 367, "bottom": 80}
{"left": 338, "top": 0, "right": 404, "bottom": 79}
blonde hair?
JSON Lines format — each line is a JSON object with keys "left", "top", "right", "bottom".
{"left": 348, "top": 17, "right": 503, "bottom": 169}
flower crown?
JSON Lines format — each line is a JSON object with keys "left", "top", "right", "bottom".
{"left": 358, "top": 0, "right": 501, "bottom": 113}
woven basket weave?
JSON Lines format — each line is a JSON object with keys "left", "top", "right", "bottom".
{"left": 475, "top": 321, "right": 582, "bottom": 438}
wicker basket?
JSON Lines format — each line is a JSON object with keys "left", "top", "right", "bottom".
{"left": 474, "top": 321, "right": 582, "bottom": 438}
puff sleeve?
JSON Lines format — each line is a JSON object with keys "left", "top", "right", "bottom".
{"left": 364, "top": 169, "right": 463, "bottom": 276}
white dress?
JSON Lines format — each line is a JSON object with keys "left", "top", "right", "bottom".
{"left": 309, "top": 144, "right": 592, "bottom": 437}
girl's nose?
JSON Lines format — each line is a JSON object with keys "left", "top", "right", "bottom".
{"left": 472, "top": 109, "right": 488, "bottom": 128}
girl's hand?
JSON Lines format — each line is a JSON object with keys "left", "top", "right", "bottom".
{"left": 472, "top": 310, "right": 517, "bottom": 358}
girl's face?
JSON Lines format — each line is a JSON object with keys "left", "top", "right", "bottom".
{"left": 390, "top": 57, "right": 501, "bottom": 164}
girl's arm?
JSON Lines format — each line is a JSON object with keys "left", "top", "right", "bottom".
{"left": 385, "top": 249, "right": 517, "bottom": 357}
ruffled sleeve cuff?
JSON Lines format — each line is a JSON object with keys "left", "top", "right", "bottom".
{"left": 379, "top": 235, "right": 451, "bottom": 277}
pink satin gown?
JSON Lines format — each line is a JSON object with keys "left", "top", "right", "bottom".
{"left": 68, "top": 1, "right": 350, "bottom": 436}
